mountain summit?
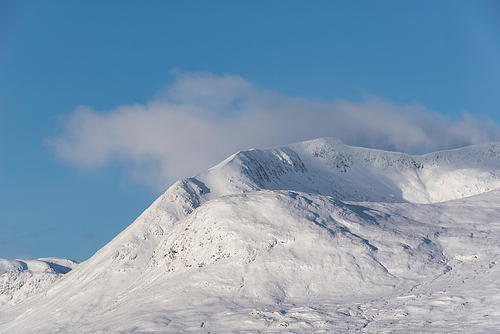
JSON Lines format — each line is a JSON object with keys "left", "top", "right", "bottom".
{"left": 2, "top": 138, "right": 500, "bottom": 333}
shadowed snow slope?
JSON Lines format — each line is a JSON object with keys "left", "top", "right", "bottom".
{"left": 1, "top": 138, "right": 500, "bottom": 333}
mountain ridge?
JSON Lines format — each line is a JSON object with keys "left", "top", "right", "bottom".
{"left": 1, "top": 137, "right": 500, "bottom": 332}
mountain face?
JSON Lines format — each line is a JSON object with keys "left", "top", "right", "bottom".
{"left": 1, "top": 137, "right": 500, "bottom": 333}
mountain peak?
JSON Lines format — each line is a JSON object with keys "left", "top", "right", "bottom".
{"left": 2, "top": 138, "right": 500, "bottom": 333}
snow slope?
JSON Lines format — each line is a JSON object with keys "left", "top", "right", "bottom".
{"left": 65, "top": 190, "right": 500, "bottom": 333}
{"left": 0, "top": 258, "right": 80, "bottom": 308}
{"left": 1, "top": 137, "right": 500, "bottom": 333}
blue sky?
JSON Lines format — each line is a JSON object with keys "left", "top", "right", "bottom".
{"left": 1, "top": 0, "right": 499, "bottom": 261}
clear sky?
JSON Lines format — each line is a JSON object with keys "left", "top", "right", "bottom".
{"left": 1, "top": 0, "right": 499, "bottom": 261}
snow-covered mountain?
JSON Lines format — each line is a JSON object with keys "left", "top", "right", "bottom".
{"left": 0, "top": 258, "right": 80, "bottom": 308}
{"left": 1, "top": 137, "right": 500, "bottom": 333}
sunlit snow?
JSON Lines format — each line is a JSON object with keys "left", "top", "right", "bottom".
{"left": 1, "top": 138, "right": 499, "bottom": 333}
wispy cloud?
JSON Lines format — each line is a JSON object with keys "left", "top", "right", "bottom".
{"left": 46, "top": 71, "right": 500, "bottom": 189}
{"left": 0, "top": 219, "right": 18, "bottom": 245}
{"left": 83, "top": 230, "right": 101, "bottom": 245}
{"left": 19, "top": 227, "right": 60, "bottom": 239}
{"left": 0, "top": 227, "right": 60, "bottom": 248}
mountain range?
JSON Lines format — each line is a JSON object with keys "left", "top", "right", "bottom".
{"left": 1, "top": 137, "right": 500, "bottom": 333}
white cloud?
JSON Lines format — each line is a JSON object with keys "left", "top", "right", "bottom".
{"left": 46, "top": 71, "right": 500, "bottom": 189}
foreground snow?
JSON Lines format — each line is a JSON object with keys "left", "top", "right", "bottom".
{"left": 1, "top": 138, "right": 499, "bottom": 333}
